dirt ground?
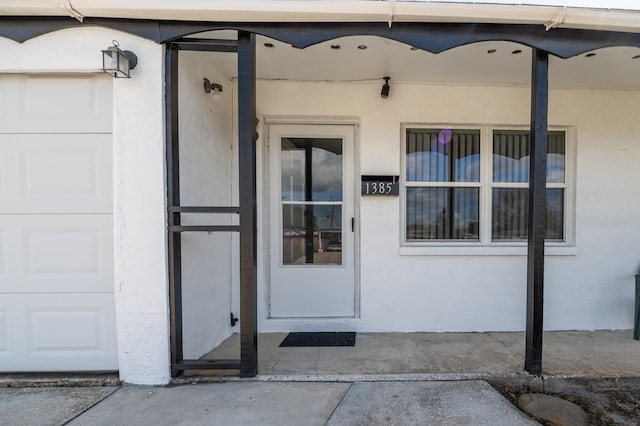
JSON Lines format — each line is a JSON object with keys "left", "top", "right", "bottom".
{"left": 493, "top": 377, "right": 640, "bottom": 425}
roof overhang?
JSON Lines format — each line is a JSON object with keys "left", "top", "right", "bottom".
{"left": 1, "top": 1, "right": 640, "bottom": 33}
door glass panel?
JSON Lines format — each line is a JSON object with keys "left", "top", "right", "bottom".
{"left": 281, "top": 137, "right": 343, "bottom": 265}
{"left": 281, "top": 139, "right": 305, "bottom": 202}
{"left": 311, "top": 140, "right": 343, "bottom": 201}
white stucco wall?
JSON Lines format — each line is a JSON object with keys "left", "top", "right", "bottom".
{"left": 254, "top": 80, "right": 640, "bottom": 333}
{"left": 178, "top": 51, "right": 237, "bottom": 359}
{"left": 4, "top": 23, "right": 639, "bottom": 384}
{"left": 0, "top": 27, "right": 171, "bottom": 385}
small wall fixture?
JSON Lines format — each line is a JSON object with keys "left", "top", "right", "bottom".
{"left": 381, "top": 76, "right": 391, "bottom": 99}
{"left": 203, "top": 78, "right": 223, "bottom": 98}
{"left": 101, "top": 40, "right": 137, "bottom": 78}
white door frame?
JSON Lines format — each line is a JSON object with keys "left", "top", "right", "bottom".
{"left": 262, "top": 117, "right": 361, "bottom": 325}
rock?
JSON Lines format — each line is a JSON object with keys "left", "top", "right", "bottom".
{"left": 518, "top": 393, "right": 590, "bottom": 426}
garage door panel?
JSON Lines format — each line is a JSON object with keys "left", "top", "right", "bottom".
{"left": 0, "top": 294, "right": 118, "bottom": 372}
{"left": 0, "top": 215, "right": 113, "bottom": 293}
{"left": 0, "top": 134, "right": 112, "bottom": 214}
{"left": 1, "top": 73, "right": 116, "bottom": 373}
{"left": 0, "top": 74, "right": 112, "bottom": 134}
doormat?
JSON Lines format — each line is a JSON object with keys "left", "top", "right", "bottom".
{"left": 279, "top": 332, "right": 356, "bottom": 347}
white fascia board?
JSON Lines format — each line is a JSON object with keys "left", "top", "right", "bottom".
{"left": 2, "top": 1, "right": 639, "bottom": 33}
{"left": 421, "top": 0, "right": 640, "bottom": 11}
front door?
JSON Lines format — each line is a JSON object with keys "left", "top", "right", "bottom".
{"left": 268, "top": 124, "right": 356, "bottom": 318}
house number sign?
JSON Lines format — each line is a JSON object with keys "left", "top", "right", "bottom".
{"left": 361, "top": 175, "right": 400, "bottom": 196}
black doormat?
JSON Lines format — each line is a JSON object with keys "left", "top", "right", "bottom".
{"left": 279, "top": 332, "right": 356, "bottom": 347}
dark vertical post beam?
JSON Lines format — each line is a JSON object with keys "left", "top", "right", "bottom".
{"left": 165, "top": 44, "right": 183, "bottom": 377}
{"left": 525, "top": 48, "right": 549, "bottom": 375}
{"left": 237, "top": 31, "right": 258, "bottom": 377}
{"left": 304, "top": 142, "right": 314, "bottom": 263}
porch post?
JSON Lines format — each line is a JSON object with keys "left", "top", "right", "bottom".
{"left": 237, "top": 30, "right": 258, "bottom": 377}
{"left": 525, "top": 48, "right": 549, "bottom": 375}
{"left": 165, "top": 43, "right": 183, "bottom": 377}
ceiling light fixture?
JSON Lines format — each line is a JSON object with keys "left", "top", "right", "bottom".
{"left": 381, "top": 77, "right": 391, "bottom": 99}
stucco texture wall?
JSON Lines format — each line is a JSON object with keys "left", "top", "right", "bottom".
{"left": 178, "top": 51, "right": 237, "bottom": 359}
{"left": 0, "top": 27, "right": 171, "bottom": 385}
{"left": 254, "top": 80, "right": 640, "bottom": 333}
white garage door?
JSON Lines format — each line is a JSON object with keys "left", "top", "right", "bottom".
{"left": 0, "top": 74, "right": 118, "bottom": 372}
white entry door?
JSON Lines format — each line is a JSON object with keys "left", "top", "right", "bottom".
{"left": 268, "top": 124, "right": 356, "bottom": 318}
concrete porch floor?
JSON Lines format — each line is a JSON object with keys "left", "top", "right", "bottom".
{"left": 201, "top": 330, "right": 640, "bottom": 379}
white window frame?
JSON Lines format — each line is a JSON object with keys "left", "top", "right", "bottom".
{"left": 400, "top": 124, "right": 576, "bottom": 256}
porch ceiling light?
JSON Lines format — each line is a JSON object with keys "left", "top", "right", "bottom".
{"left": 203, "top": 78, "right": 223, "bottom": 99}
{"left": 101, "top": 40, "right": 137, "bottom": 78}
{"left": 381, "top": 77, "right": 391, "bottom": 99}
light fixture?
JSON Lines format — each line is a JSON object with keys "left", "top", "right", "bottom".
{"left": 101, "top": 40, "right": 137, "bottom": 78}
{"left": 381, "top": 76, "right": 391, "bottom": 99}
{"left": 203, "top": 78, "right": 223, "bottom": 99}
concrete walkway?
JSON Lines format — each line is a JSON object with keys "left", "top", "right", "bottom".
{"left": 204, "top": 330, "right": 640, "bottom": 378}
{"left": 2, "top": 330, "right": 640, "bottom": 425}
{"left": 1, "top": 380, "right": 539, "bottom": 426}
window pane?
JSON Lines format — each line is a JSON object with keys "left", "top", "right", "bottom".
{"left": 282, "top": 203, "right": 342, "bottom": 265}
{"left": 492, "top": 188, "right": 564, "bottom": 241}
{"left": 281, "top": 139, "right": 305, "bottom": 201}
{"left": 492, "top": 131, "right": 565, "bottom": 183}
{"left": 406, "top": 187, "right": 479, "bottom": 240}
{"left": 311, "top": 140, "right": 343, "bottom": 201}
{"left": 281, "top": 138, "right": 343, "bottom": 202}
{"left": 406, "top": 129, "right": 480, "bottom": 182}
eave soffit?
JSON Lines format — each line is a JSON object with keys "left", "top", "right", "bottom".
{"left": 1, "top": 17, "right": 640, "bottom": 59}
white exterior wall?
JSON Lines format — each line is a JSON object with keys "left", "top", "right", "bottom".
{"left": 0, "top": 27, "right": 171, "bottom": 384}
{"left": 178, "top": 51, "right": 237, "bottom": 358}
{"left": 255, "top": 80, "right": 640, "bottom": 333}
{"left": 3, "top": 22, "right": 639, "bottom": 384}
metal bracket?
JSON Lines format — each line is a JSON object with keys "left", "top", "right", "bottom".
{"left": 230, "top": 312, "right": 239, "bottom": 327}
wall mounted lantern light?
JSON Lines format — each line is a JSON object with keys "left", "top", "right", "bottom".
{"left": 203, "top": 78, "right": 223, "bottom": 99}
{"left": 101, "top": 40, "right": 138, "bottom": 78}
{"left": 381, "top": 76, "right": 391, "bottom": 99}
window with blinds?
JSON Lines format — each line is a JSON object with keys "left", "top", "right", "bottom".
{"left": 403, "top": 126, "right": 569, "bottom": 244}
{"left": 492, "top": 130, "right": 565, "bottom": 241}
{"left": 405, "top": 128, "right": 480, "bottom": 240}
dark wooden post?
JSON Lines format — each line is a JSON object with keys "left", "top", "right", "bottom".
{"left": 165, "top": 44, "right": 183, "bottom": 378}
{"left": 525, "top": 48, "right": 549, "bottom": 375}
{"left": 237, "top": 31, "right": 258, "bottom": 377}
